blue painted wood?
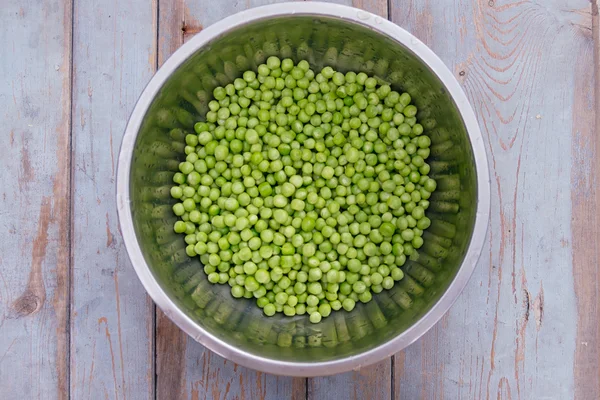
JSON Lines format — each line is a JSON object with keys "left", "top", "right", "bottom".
{"left": 155, "top": 1, "right": 307, "bottom": 398}
{"left": 0, "top": 0, "right": 597, "bottom": 399}
{"left": 0, "top": 1, "right": 71, "bottom": 398}
{"left": 69, "top": 2, "right": 157, "bottom": 399}
{"left": 391, "top": 0, "right": 599, "bottom": 399}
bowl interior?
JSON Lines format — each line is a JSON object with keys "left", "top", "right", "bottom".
{"left": 128, "top": 14, "right": 478, "bottom": 365}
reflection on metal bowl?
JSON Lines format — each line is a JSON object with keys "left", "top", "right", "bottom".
{"left": 116, "top": 2, "right": 490, "bottom": 377}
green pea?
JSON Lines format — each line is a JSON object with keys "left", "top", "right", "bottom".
{"left": 171, "top": 61, "right": 436, "bottom": 320}
{"left": 342, "top": 298, "right": 356, "bottom": 312}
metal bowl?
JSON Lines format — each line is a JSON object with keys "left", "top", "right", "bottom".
{"left": 116, "top": 2, "right": 490, "bottom": 376}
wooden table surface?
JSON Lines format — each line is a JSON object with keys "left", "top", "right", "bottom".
{"left": 1, "top": 0, "right": 598, "bottom": 399}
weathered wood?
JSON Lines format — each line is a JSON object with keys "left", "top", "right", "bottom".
{"left": 1, "top": 0, "right": 597, "bottom": 398}
{"left": 391, "top": 0, "right": 597, "bottom": 399}
{"left": 572, "top": 2, "right": 599, "bottom": 398}
{"left": 70, "top": 2, "right": 157, "bottom": 399}
{"left": 306, "top": 1, "right": 392, "bottom": 399}
{"left": 308, "top": 360, "right": 392, "bottom": 400}
{"left": 0, "top": 1, "right": 71, "bottom": 399}
{"left": 352, "top": 0, "right": 388, "bottom": 16}
{"left": 155, "top": 1, "right": 307, "bottom": 399}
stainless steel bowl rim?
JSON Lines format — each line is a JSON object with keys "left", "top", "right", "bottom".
{"left": 116, "top": 1, "right": 491, "bottom": 376}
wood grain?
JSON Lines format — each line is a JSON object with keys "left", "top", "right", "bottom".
{"left": 0, "top": 1, "right": 71, "bottom": 398}
{"left": 306, "top": 0, "right": 392, "bottom": 399}
{"left": 391, "top": 0, "right": 597, "bottom": 399}
{"left": 156, "top": 1, "right": 306, "bottom": 399}
{"left": 70, "top": 2, "right": 157, "bottom": 399}
{"left": 154, "top": 2, "right": 194, "bottom": 397}
{"left": 0, "top": 0, "right": 597, "bottom": 398}
{"left": 572, "top": 1, "right": 599, "bottom": 398}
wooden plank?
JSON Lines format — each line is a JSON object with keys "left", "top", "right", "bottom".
{"left": 0, "top": 2, "right": 71, "bottom": 399}
{"left": 70, "top": 2, "right": 157, "bottom": 399}
{"left": 350, "top": 0, "right": 388, "bottom": 16}
{"left": 572, "top": 2, "right": 599, "bottom": 398}
{"left": 390, "top": 0, "right": 595, "bottom": 399}
{"left": 155, "top": 1, "right": 307, "bottom": 399}
{"left": 306, "top": 0, "right": 392, "bottom": 399}
{"left": 308, "top": 360, "right": 392, "bottom": 400}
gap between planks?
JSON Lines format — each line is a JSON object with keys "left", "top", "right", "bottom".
{"left": 66, "top": 0, "right": 76, "bottom": 397}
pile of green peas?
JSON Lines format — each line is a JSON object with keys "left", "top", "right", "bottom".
{"left": 170, "top": 57, "right": 437, "bottom": 323}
